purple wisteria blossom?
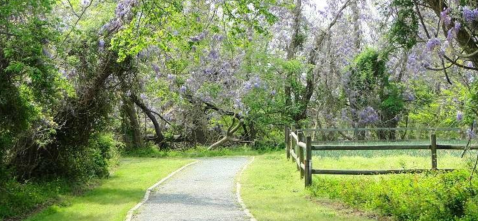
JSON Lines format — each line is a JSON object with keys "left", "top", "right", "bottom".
{"left": 98, "top": 39, "right": 105, "bottom": 50}
{"left": 242, "top": 76, "right": 263, "bottom": 92}
{"left": 233, "top": 98, "right": 244, "bottom": 109}
{"left": 457, "top": 111, "right": 463, "bottom": 121}
{"left": 179, "top": 85, "right": 187, "bottom": 94}
{"left": 81, "top": 0, "right": 90, "bottom": 6}
{"left": 467, "top": 128, "right": 476, "bottom": 139}
{"left": 167, "top": 74, "right": 176, "bottom": 80}
{"left": 151, "top": 64, "right": 160, "bottom": 74}
{"left": 403, "top": 91, "right": 415, "bottom": 101}
{"left": 426, "top": 38, "right": 441, "bottom": 51}
{"left": 441, "top": 8, "right": 451, "bottom": 26}
{"left": 466, "top": 61, "right": 474, "bottom": 68}
{"left": 455, "top": 22, "right": 461, "bottom": 32}
{"left": 462, "top": 6, "right": 478, "bottom": 23}
{"left": 447, "top": 29, "right": 454, "bottom": 41}
{"left": 208, "top": 50, "right": 219, "bottom": 60}
{"left": 190, "top": 31, "right": 207, "bottom": 42}
{"left": 358, "top": 106, "right": 379, "bottom": 125}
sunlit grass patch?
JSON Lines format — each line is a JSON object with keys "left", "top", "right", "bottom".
{"left": 312, "top": 150, "right": 470, "bottom": 170}
{"left": 26, "top": 158, "right": 192, "bottom": 221}
{"left": 240, "top": 153, "right": 373, "bottom": 221}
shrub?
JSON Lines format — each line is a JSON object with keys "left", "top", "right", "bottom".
{"left": 0, "top": 179, "right": 71, "bottom": 219}
{"left": 0, "top": 132, "right": 122, "bottom": 219}
{"left": 73, "top": 132, "right": 123, "bottom": 179}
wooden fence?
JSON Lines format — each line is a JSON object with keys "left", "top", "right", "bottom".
{"left": 285, "top": 126, "right": 478, "bottom": 187}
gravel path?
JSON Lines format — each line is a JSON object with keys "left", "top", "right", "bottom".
{"left": 133, "top": 157, "right": 251, "bottom": 221}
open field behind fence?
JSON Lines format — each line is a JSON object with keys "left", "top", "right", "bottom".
{"left": 285, "top": 127, "right": 477, "bottom": 187}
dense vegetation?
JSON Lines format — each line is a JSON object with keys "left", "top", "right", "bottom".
{"left": 3, "top": 0, "right": 478, "bottom": 220}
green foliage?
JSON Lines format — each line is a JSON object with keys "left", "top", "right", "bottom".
{"left": 0, "top": 0, "right": 61, "bottom": 139}
{"left": 388, "top": 0, "right": 418, "bottom": 50}
{"left": 112, "top": 0, "right": 277, "bottom": 61}
{"left": 124, "top": 145, "right": 264, "bottom": 158}
{"left": 0, "top": 0, "right": 68, "bottom": 188}
{"left": 346, "top": 48, "right": 406, "bottom": 126}
{"left": 311, "top": 170, "right": 478, "bottom": 221}
{"left": 278, "top": 58, "right": 313, "bottom": 123}
{"left": 348, "top": 48, "right": 388, "bottom": 98}
{"left": 0, "top": 133, "right": 122, "bottom": 220}
{"left": 380, "top": 82, "right": 406, "bottom": 123}
{"left": 0, "top": 179, "right": 72, "bottom": 219}
{"left": 64, "top": 133, "right": 123, "bottom": 180}
{"left": 464, "top": 81, "right": 478, "bottom": 124}
{"left": 408, "top": 81, "right": 468, "bottom": 128}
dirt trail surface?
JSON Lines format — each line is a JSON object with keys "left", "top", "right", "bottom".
{"left": 132, "top": 157, "right": 251, "bottom": 221}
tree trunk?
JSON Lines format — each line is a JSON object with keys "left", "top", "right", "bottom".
{"left": 208, "top": 119, "right": 243, "bottom": 150}
{"left": 130, "top": 93, "right": 165, "bottom": 147}
{"left": 291, "top": 0, "right": 351, "bottom": 127}
{"left": 122, "top": 95, "right": 143, "bottom": 149}
{"left": 351, "top": 0, "right": 361, "bottom": 50}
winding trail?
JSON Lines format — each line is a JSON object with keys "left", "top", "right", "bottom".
{"left": 132, "top": 157, "right": 251, "bottom": 221}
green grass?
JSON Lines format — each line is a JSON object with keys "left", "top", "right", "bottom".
{"left": 124, "top": 146, "right": 267, "bottom": 158}
{"left": 308, "top": 149, "right": 478, "bottom": 220}
{"left": 312, "top": 150, "right": 470, "bottom": 170}
{"left": 240, "top": 153, "right": 373, "bottom": 221}
{"left": 0, "top": 179, "right": 73, "bottom": 220}
{"left": 26, "top": 158, "right": 193, "bottom": 221}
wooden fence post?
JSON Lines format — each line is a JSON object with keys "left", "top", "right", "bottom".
{"left": 291, "top": 126, "right": 295, "bottom": 163}
{"left": 305, "top": 136, "right": 312, "bottom": 187}
{"left": 431, "top": 133, "right": 437, "bottom": 170}
{"left": 298, "top": 132, "right": 304, "bottom": 179}
{"left": 285, "top": 126, "right": 290, "bottom": 159}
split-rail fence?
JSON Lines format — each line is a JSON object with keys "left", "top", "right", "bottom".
{"left": 285, "top": 126, "right": 478, "bottom": 187}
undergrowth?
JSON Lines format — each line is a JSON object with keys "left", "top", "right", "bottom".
{"left": 123, "top": 145, "right": 279, "bottom": 158}
{"left": 0, "top": 133, "right": 121, "bottom": 220}
{"left": 310, "top": 161, "right": 478, "bottom": 220}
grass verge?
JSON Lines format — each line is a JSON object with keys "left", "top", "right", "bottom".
{"left": 25, "top": 158, "right": 193, "bottom": 221}
{"left": 240, "top": 152, "right": 373, "bottom": 221}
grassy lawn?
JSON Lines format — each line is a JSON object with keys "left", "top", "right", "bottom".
{"left": 26, "top": 158, "right": 193, "bottom": 221}
{"left": 240, "top": 153, "right": 373, "bottom": 221}
{"left": 312, "top": 149, "right": 469, "bottom": 170}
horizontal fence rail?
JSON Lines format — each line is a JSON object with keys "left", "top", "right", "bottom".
{"left": 285, "top": 126, "right": 474, "bottom": 187}
{"left": 312, "top": 144, "right": 478, "bottom": 151}
{"left": 311, "top": 169, "right": 456, "bottom": 175}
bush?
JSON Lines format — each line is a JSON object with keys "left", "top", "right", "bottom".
{"left": 310, "top": 170, "right": 478, "bottom": 220}
{"left": 0, "top": 133, "right": 122, "bottom": 219}
{"left": 70, "top": 132, "right": 123, "bottom": 180}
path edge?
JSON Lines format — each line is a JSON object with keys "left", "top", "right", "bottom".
{"left": 125, "top": 160, "right": 199, "bottom": 221}
{"left": 236, "top": 156, "right": 257, "bottom": 221}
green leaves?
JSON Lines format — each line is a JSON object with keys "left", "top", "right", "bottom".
{"left": 388, "top": 0, "right": 419, "bottom": 50}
